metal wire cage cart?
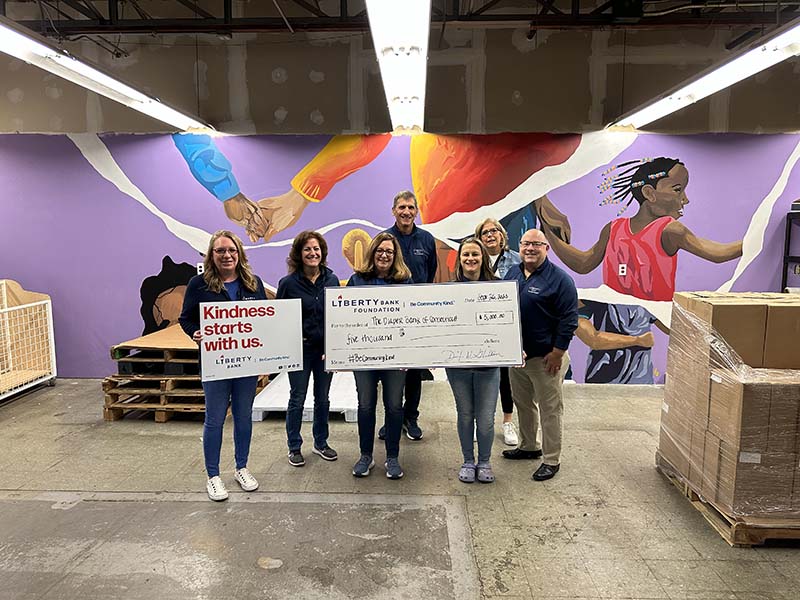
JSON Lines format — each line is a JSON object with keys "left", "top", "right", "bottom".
{"left": 0, "top": 280, "right": 57, "bottom": 401}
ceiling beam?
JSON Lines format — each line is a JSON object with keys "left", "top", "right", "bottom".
{"left": 172, "top": 0, "right": 215, "bottom": 20}
{"left": 57, "top": 0, "right": 101, "bottom": 20}
{"left": 471, "top": 0, "right": 501, "bottom": 16}
{"left": 534, "top": 0, "right": 565, "bottom": 16}
{"left": 12, "top": 9, "right": 799, "bottom": 35}
{"left": 288, "top": 0, "right": 328, "bottom": 17}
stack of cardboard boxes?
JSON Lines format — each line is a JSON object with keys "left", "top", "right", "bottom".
{"left": 659, "top": 292, "right": 800, "bottom": 518}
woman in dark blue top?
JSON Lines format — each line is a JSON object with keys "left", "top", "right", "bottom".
{"left": 445, "top": 237, "right": 501, "bottom": 484}
{"left": 346, "top": 232, "right": 413, "bottom": 480}
{"left": 276, "top": 231, "right": 340, "bottom": 467}
{"left": 179, "top": 230, "right": 267, "bottom": 501}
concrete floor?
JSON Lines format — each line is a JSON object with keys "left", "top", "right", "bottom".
{"left": 1, "top": 380, "right": 799, "bottom": 600}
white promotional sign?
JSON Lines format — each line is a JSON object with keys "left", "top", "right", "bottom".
{"left": 200, "top": 299, "right": 302, "bottom": 382}
{"left": 325, "top": 281, "right": 523, "bottom": 371}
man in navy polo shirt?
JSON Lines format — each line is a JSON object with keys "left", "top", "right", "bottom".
{"left": 503, "top": 229, "right": 578, "bottom": 481}
{"left": 380, "top": 190, "right": 438, "bottom": 441}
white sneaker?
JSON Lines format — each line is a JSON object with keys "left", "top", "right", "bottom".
{"left": 206, "top": 476, "right": 229, "bottom": 501}
{"left": 502, "top": 422, "right": 519, "bottom": 446}
{"left": 234, "top": 468, "right": 259, "bottom": 492}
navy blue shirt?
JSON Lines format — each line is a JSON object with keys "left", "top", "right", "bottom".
{"left": 504, "top": 258, "right": 578, "bottom": 358}
{"left": 454, "top": 274, "right": 497, "bottom": 283}
{"left": 347, "top": 273, "right": 412, "bottom": 286}
{"left": 223, "top": 279, "right": 241, "bottom": 301}
{"left": 276, "top": 266, "right": 339, "bottom": 347}
{"left": 179, "top": 274, "right": 268, "bottom": 339}
{"left": 384, "top": 224, "right": 438, "bottom": 284}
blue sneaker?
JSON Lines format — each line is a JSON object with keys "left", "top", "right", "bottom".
{"left": 403, "top": 419, "right": 423, "bottom": 440}
{"left": 352, "top": 454, "right": 374, "bottom": 477}
{"left": 385, "top": 457, "right": 404, "bottom": 479}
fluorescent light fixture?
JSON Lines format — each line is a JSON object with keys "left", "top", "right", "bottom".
{"left": 0, "top": 16, "right": 211, "bottom": 132}
{"left": 366, "top": 0, "right": 431, "bottom": 133}
{"left": 610, "top": 19, "right": 800, "bottom": 129}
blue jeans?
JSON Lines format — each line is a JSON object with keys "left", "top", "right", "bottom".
{"left": 353, "top": 370, "right": 405, "bottom": 459}
{"left": 446, "top": 367, "right": 500, "bottom": 463}
{"left": 202, "top": 375, "right": 259, "bottom": 477}
{"left": 286, "top": 345, "right": 332, "bottom": 452}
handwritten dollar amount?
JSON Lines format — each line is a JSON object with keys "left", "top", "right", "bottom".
{"left": 476, "top": 311, "right": 513, "bottom": 324}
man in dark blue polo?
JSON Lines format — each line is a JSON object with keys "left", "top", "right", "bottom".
{"left": 503, "top": 228, "right": 578, "bottom": 480}
{"left": 380, "top": 190, "right": 438, "bottom": 441}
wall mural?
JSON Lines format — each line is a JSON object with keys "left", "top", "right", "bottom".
{"left": 1, "top": 131, "right": 798, "bottom": 381}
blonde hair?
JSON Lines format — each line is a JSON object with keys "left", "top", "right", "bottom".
{"left": 356, "top": 232, "right": 412, "bottom": 282}
{"left": 474, "top": 218, "right": 509, "bottom": 252}
{"left": 203, "top": 230, "right": 259, "bottom": 293}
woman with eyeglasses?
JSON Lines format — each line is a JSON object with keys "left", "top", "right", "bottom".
{"left": 446, "top": 236, "right": 502, "bottom": 483}
{"left": 346, "top": 232, "right": 413, "bottom": 480}
{"left": 474, "top": 218, "right": 521, "bottom": 447}
{"left": 180, "top": 230, "right": 268, "bottom": 501}
{"left": 276, "top": 231, "right": 340, "bottom": 468}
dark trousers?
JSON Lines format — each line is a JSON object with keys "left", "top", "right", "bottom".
{"left": 499, "top": 367, "right": 514, "bottom": 415}
{"left": 403, "top": 368, "right": 423, "bottom": 421}
{"left": 286, "top": 344, "right": 332, "bottom": 452}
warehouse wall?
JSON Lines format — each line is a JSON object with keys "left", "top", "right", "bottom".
{"left": 1, "top": 24, "right": 800, "bottom": 134}
{"left": 0, "top": 130, "right": 797, "bottom": 381}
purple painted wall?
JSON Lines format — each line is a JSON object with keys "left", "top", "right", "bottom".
{"left": 0, "top": 132, "right": 797, "bottom": 381}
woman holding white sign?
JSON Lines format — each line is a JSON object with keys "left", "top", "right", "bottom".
{"left": 277, "top": 231, "right": 340, "bottom": 467}
{"left": 179, "top": 230, "right": 267, "bottom": 501}
{"left": 445, "top": 237, "right": 501, "bottom": 484}
{"left": 347, "top": 232, "right": 413, "bottom": 480}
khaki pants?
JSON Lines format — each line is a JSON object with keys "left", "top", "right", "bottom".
{"left": 508, "top": 352, "right": 570, "bottom": 466}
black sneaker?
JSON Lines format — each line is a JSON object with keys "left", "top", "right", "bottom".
{"left": 312, "top": 445, "right": 338, "bottom": 461}
{"left": 403, "top": 419, "right": 423, "bottom": 440}
{"left": 378, "top": 425, "right": 386, "bottom": 440}
{"left": 288, "top": 450, "right": 305, "bottom": 467}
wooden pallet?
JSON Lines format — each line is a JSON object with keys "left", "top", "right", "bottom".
{"left": 103, "top": 375, "right": 204, "bottom": 394}
{"left": 110, "top": 325, "right": 200, "bottom": 376}
{"left": 103, "top": 377, "right": 205, "bottom": 423}
{"left": 112, "top": 348, "right": 200, "bottom": 376}
{"left": 656, "top": 451, "right": 800, "bottom": 547}
{"left": 103, "top": 374, "right": 268, "bottom": 422}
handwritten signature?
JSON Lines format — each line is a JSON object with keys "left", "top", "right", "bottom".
{"left": 443, "top": 348, "right": 501, "bottom": 361}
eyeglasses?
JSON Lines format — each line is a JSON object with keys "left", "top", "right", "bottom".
{"left": 481, "top": 227, "right": 501, "bottom": 237}
{"left": 213, "top": 248, "right": 238, "bottom": 256}
{"left": 520, "top": 241, "right": 548, "bottom": 248}
{"left": 375, "top": 249, "right": 395, "bottom": 256}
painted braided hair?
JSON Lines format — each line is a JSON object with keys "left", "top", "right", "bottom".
{"left": 598, "top": 157, "right": 684, "bottom": 216}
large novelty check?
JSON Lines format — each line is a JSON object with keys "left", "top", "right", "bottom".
{"left": 325, "top": 281, "right": 523, "bottom": 371}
